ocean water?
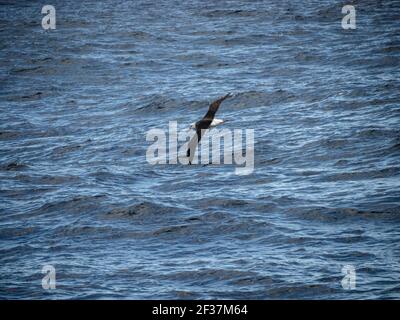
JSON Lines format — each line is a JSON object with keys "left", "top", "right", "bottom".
{"left": 1, "top": 0, "right": 400, "bottom": 299}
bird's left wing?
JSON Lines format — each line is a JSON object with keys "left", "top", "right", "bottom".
{"left": 203, "top": 93, "right": 232, "bottom": 120}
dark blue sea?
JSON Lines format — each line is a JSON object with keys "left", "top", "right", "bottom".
{"left": 1, "top": 0, "right": 400, "bottom": 299}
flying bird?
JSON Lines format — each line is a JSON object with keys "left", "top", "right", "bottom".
{"left": 186, "top": 93, "right": 232, "bottom": 164}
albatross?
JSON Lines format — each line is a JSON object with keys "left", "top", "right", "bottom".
{"left": 186, "top": 93, "right": 232, "bottom": 164}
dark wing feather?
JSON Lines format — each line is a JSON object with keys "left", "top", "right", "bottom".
{"left": 203, "top": 93, "right": 231, "bottom": 120}
{"left": 186, "top": 126, "right": 203, "bottom": 159}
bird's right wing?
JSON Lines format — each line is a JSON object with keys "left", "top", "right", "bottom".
{"left": 186, "top": 126, "right": 207, "bottom": 163}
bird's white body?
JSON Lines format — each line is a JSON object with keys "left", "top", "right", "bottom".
{"left": 210, "top": 118, "right": 224, "bottom": 127}
{"left": 190, "top": 118, "right": 224, "bottom": 129}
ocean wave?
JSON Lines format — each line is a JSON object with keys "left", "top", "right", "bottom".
{"left": 106, "top": 201, "right": 181, "bottom": 218}
{"left": 293, "top": 207, "right": 400, "bottom": 222}
{"left": 320, "top": 167, "right": 400, "bottom": 182}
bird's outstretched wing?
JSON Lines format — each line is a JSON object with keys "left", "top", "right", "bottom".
{"left": 203, "top": 93, "right": 232, "bottom": 121}
{"left": 186, "top": 126, "right": 203, "bottom": 162}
